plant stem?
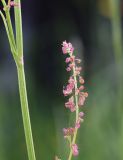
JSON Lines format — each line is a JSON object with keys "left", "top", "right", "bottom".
{"left": 1, "top": 0, "right": 37, "bottom": 159}
{"left": 14, "top": 0, "right": 23, "bottom": 57}
{"left": 17, "top": 63, "right": 36, "bottom": 160}
{"left": 14, "top": 0, "right": 36, "bottom": 159}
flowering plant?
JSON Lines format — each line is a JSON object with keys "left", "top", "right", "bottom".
{"left": 58, "top": 41, "right": 88, "bottom": 160}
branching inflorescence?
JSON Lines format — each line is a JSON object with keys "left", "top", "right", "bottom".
{"left": 62, "top": 41, "right": 88, "bottom": 160}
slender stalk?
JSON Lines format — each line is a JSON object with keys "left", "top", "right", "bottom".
{"left": 17, "top": 63, "right": 36, "bottom": 160}
{"left": 14, "top": 0, "right": 36, "bottom": 159}
{"left": 14, "top": 0, "right": 23, "bottom": 57}
{"left": 0, "top": 0, "right": 37, "bottom": 159}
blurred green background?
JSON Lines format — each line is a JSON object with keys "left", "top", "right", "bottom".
{"left": 0, "top": 0, "right": 123, "bottom": 159}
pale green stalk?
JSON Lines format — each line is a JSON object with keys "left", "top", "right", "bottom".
{"left": 14, "top": 0, "right": 36, "bottom": 159}
{"left": 16, "top": 63, "right": 36, "bottom": 160}
{"left": 0, "top": 0, "right": 37, "bottom": 160}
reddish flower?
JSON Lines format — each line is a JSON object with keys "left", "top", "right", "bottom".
{"left": 79, "top": 85, "right": 84, "bottom": 91}
{"left": 68, "top": 76, "right": 74, "bottom": 84}
{"left": 78, "top": 95, "right": 85, "bottom": 106}
{"left": 72, "top": 144, "right": 79, "bottom": 156}
{"left": 65, "top": 96, "right": 75, "bottom": 112}
{"left": 61, "top": 41, "right": 88, "bottom": 159}
{"left": 65, "top": 57, "right": 71, "bottom": 63}
{"left": 66, "top": 67, "right": 71, "bottom": 72}
{"left": 78, "top": 92, "right": 88, "bottom": 106}
{"left": 63, "top": 81, "right": 75, "bottom": 96}
{"left": 63, "top": 127, "right": 75, "bottom": 137}
{"left": 75, "top": 67, "right": 82, "bottom": 75}
{"left": 79, "top": 112, "right": 84, "bottom": 118}
{"left": 79, "top": 76, "right": 84, "bottom": 84}
{"left": 62, "top": 41, "right": 74, "bottom": 54}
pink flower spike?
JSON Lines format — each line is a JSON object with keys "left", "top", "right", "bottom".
{"left": 72, "top": 144, "right": 79, "bottom": 156}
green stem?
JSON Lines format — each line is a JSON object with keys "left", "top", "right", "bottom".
{"left": 17, "top": 63, "right": 36, "bottom": 160}
{"left": 14, "top": 1, "right": 36, "bottom": 159}
{"left": 1, "top": 0, "right": 37, "bottom": 159}
{"left": 14, "top": 0, "right": 23, "bottom": 56}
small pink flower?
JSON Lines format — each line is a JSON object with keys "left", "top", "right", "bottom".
{"left": 75, "top": 122, "right": 80, "bottom": 129}
{"left": 63, "top": 80, "right": 75, "bottom": 96}
{"left": 65, "top": 96, "right": 75, "bottom": 112}
{"left": 68, "top": 76, "right": 74, "bottom": 83}
{"left": 62, "top": 41, "right": 74, "bottom": 54}
{"left": 75, "top": 67, "right": 82, "bottom": 75}
{"left": 66, "top": 67, "right": 71, "bottom": 72}
{"left": 65, "top": 56, "right": 75, "bottom": 63}
{"left": 63, "top": 127, "right": 75, "bottom": 137}
{"left": 79, "top": 112, "right": 84, "bottom": 118}
{"left": 79, "top": 85, "right": 84, "bottom": 91}
{"left": 83, "top": 92, "right": 88, "bottom": 97}
{"left": 72, "top": 144, "right": 79, "bottom": 156}
{"left": 75, "top": 118, "right": 84, "bottom": 129}
{"left": 79, "top": 76, "right": 84, "bottom": 84}
{"left": 65, "top": 57, "right": 71, "bottom": 63}
{"left": 69, "top": 63, "right": 75, "bottom": 69}
{"left": 78, "top": 92, "right": 88, "bottom": 106}
{"left": 78, "top": 95, "right": 85, "bottom": 106}
{"left": 63, "top": 88, "right": 72, "bottom": 96}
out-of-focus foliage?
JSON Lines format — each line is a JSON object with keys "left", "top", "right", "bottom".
{"left": 0, "top": 0, "right": 123, "bottom": 159}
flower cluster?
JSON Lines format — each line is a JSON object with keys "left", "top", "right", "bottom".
{"left": 62, "top": 41, "right": 88, "bottom": 158}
